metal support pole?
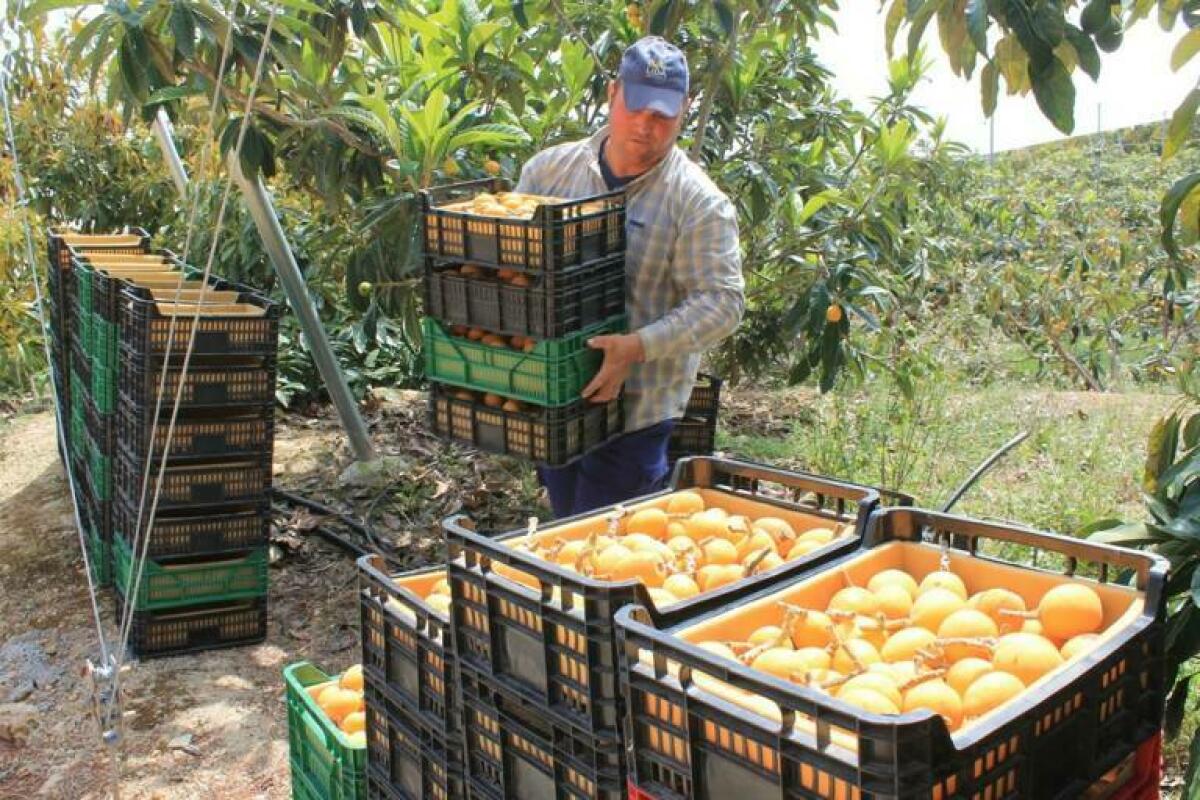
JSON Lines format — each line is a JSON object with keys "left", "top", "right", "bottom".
{"left": 226, "top": 151, "right": 377, "bottom": 461}
{"left": 152, "top": 109, "right": 189, "bottom": 196}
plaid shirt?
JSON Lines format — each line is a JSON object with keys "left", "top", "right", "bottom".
{"left": 517, "top": 127, "right": 744, "bottom": 433}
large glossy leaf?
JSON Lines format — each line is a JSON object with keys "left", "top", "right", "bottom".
{"left": 1145, "top": 413, "right": 1182, "bottom": 493}
{"left": 1029, "top": 55, "right": 1074, "bottom": 134}
{"left": 1161, "top": 171, "right": 1200, "bottom": 259}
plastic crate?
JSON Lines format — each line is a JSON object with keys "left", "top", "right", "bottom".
{"left": 80, "top": 249, "right": 186, "bottom": 322}
{"left": 119, "top": 592, "right": 267, "bottom": 659}
{"left": 423, "top": 314, "right": 624, "bottom": 407}
{"left": 117, "top": 406, "right": 275, "bottom": 463}
{"left": 92, "top": 315, "right": 118, "bottom": 372}
{"left": 458, "top": 664, "right": 624, "bottom": 800}
{"left": 112, "top": 535, "right": 268, "bottom": 611}
{"left": 114, "top": 449, "right": 271, "bottom": 511}
{"left": 615, "top": 506, "right": 1168, "bottom": 800}
{"left": 113, "top": 500, "right": 270, "bottom": 559}
{"left": 359, "top": 557, "right": 459, "bottom": 744}
{"left": 47, "top": 229, "right": 150, "bottom": 273}
{"left": 421, "top": 178, "right": 625, "bottom": 271}
{"left": 684, "top": 373, "right": 722, "bottom": 418}
{"left": 86, "top": 430, "right": 113, "bottom": 501}
{"left": 285, "top": 661, "right": 368, "bottom": 800}
{"left": 85, "top": 507, "right": 113, "bottom": 588}
{"left": 91, "top": 363, "right": 116, "bottom": 413}
{"left": 118, "top": 357, "right": 277, "bottom": 413}
{"left": 444, "top": 458, "right": 911, "bottom": 739}
{"left": 428, "top": 382, "right": 623, "bottom": 467}
{"left": 667, "top": 416, "right": 717, "bottom": 463}
{"left": 118, "top": 287, "right": 280, "bottom": 359}
{"left": 84, "top": 393, "right": 112, "bottom": 454}
{"left": 424, "top": 253, "right": 626, "bottom": 340}
{"left": 364, "top": 671, "right": 466, "bottom": 800}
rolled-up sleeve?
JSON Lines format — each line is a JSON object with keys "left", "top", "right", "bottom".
{"left": 636, "top": 192, "right": 744, "bottom": 362}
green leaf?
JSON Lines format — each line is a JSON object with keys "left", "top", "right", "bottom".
{"left": 512, "top": 0, "right": 529, "bottom": 28}
{"left": 1161, "top": 171, "right": 1200, "bottom": 258}
{"left": 1029, "top": 56, "right": 1074, "bottom": 133}
{"left": 19, "top": 0, "right": 91, "bottom": 21}
{"left": 66, "top": 13, "right": 115, "bottom": 72}
{"left": 981, "top": 59, "right": 999, "bottom": 115}
{"left": 1185, "top": 413, "right": 1200, "bottom": 450}
{"left": 1145, "top": 413, "right": 1183, "bottom": 492}
{"left": 1088, "top": 522, "right": 1168, "bottom": 547}
{"left": 797, "top": 190, "right": 837, "bottom": 224}
{"left": 1173, "top": 28, "right": 1200, "bottom": 70}
{"left": 171, "top": 3, "right": 196, "bottom": 59}
{"left": 714, "top": 0, "right": 735, "bottom": 37}
{"left": 966, "top": 0, "right": 988, "bottom": 54}
{"left": 1183, "top": 727, "right": 1200, "bottom": 799}
{"left": 446, "top": 123, "right": 530, "bottom": 150}
{"left": 907, "top": 0, "right": 948, "bottom": 61}
{"left": 143, "top": 85, "right": 203, "bottom": 106}
{"left": 1066, "top": 26, "right": 1101, "bottom": 80}
{"left": 1167, "top": 672, "right": 1194, "bottom": 738}
{"left": 649, "top": 0, "right": 675, "bottom": 36}
{"left": 885, "top": 0, "right": 906, "bottom": 58}
{"left": 1080, "top": 0, "right": 1112, "bottom": 34}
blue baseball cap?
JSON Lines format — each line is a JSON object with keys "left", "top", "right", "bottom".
{"left": 618, "top": 36, "right": 689, "bottom": 117}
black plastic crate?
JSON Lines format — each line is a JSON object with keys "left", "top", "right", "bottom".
{"left": 114, "top": 448, "right": 272, "bottom": 512}
{"left": 428, "top": 383, "right": 623, "bottom": 467}
{"left": 616, "top": 506, "right": 1168, "bottom": 800}
{"left": 359, "top": 557, "right": 459, "bottom": 744}
{"left": 667, "top": 416, "right": 717, "bottom": 463}
{"left": 459, "top": 663, "right": 624, "bottom": 800}
{"left": 444, "top": 458, "right": 911, "bottom": 740}
{"left": 117, "top": 592, "right": 267, "bottom": 659}
{"left": 118, "top": 287, "right": 280, "bottom": 359}
{"left": 113, "top": 500, "right": 270, "bottom": 559}
{"left": 118, "top": 356, "right": 277, "bottom": 414}
{"left": 83, "top": 392, "right": 112, "bottom": 454}
{"left": 365, "top": 672, "right": 466, "bottom": 800}
{"left": 424, "top": 253, "right": 626, "bottom": 340}
{"left": 73, "top": 248, "right": 186, "bottom": 323}
{"left": 421, "top": 178, "right": 625, "bottom": 272}
{"left": 116, "top": 405, "right": 275, "bottom": 463}
{"left": 684, "top": 373, "right": 721, "bottom": 419}
{"left": 46, "top": 229, "right": 150, "bottom": 313}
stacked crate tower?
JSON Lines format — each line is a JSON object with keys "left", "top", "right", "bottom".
{"left": 51, "top": 229, "right": 280, "bottom": 658}
{"left": 420, "top": 178, "right": 629, "bottom": 466}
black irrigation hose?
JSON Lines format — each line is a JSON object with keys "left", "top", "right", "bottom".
{"left": 271, "top": 487, "right": 407, "bottom": 568}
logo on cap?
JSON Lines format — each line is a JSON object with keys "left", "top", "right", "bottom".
{"left": 645, "top": 56, "right": 667, "bottom": 80}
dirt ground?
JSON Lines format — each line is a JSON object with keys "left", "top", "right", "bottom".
{"left": 0, "top": 387, "right": 1185, "bottom": 798}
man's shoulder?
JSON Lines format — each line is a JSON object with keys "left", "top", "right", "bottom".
{"left": 669, "top": 150, "right": 733, "bottom": 211}
{"left": 528, "top": 136, "right": 594, "bottom": 169}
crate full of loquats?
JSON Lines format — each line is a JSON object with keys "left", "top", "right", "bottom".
{"left": 285, "top": 661, "right": 368, "bottom": 800}
{"left": 420, "top": 179, "right": 630, "bottom": 467}
{"left": 442, "top": 457, "right": 914, "bottom": 755}
{"left": 616, "top": 506, "right": 1168, "bottom": 800}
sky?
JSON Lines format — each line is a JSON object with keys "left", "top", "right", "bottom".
{"left": 810, "top": 4, "right": 1196, "bottom": 154}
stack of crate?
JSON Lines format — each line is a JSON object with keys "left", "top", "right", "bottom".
{"left": 667, "top": 372, "right": 722, "bottom": 468}
{"left": 440, "top": 457, "right": 911, "bottom": 800}
{"left": 111, "top": 265, "right": 280, "bottom": 658}
{"left": 48, "top": 230, "right": 281, "bottom": 659}
{"left": 419, "top": 178, "right": 628, "bottom": 467}
{"left": 45, "top": 230, "right": 149, "bottom": 470}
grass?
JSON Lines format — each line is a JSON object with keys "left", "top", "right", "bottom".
{"left": 718, "top": 385, "right": 1175, "bottom": 535}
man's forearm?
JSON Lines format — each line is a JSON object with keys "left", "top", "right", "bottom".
{"left": 636, "top": 286, "right": 744, "bottom": 362}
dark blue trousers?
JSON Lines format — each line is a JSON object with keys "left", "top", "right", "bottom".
{"left": 537, "top": 419, "right": 676, "bottom": 519}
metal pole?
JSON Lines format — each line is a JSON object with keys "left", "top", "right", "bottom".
{"left": 226, "top": 151, "right": 377, "bottom": 461}
{"left": 152, "top": 109, "right": 189, "bottom": 196}
{"left": 988, "top": 113, "right": 995, "bottom": 163}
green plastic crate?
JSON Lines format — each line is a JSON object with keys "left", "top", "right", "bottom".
{"left": 87, "top": 434, "right": 112, "bottom": 501}
{"left": 69, "top": 373, "right": 85, "bottom": 457}
{"left": 113, "top": 536, "right": 269, "bottom": 611}
{"left": 93, "top": 315, "right": 118, "bottom": 372}
{"left": 87, "top": 523, "right": 112, "bottom": 588}
{"left": 422, "top": 314, "right": 625, "bottom": 407}
{"left": 290, "top": 758, "right": 323, "bottom": 800}
{"left": 92, "top": 363, "right": 116, "bottom": 413}
{"left": 285, "top": 662, "right": 367, "bottom": 800}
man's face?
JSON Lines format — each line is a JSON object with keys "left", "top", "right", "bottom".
{"left": 607, "top": 81, "right": 686, "bottom": 172}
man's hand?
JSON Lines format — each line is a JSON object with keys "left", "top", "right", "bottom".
{"left": 582, "top": 333, "right": 645, "bottom": 403}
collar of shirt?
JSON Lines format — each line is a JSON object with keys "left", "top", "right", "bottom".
{"left": 584, "top": 126, "right": 681, "bottom": 194}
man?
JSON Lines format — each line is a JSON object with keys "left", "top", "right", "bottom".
{"left": 517, "top": 36, "right": 744, "bottom": 518}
